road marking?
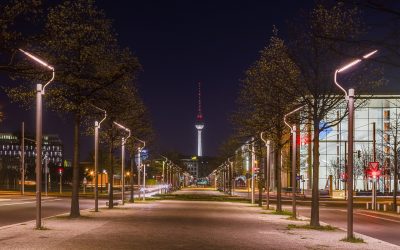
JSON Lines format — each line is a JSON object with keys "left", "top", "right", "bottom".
{"left": 355, "top": 212, "right": 400, "bottom": 224}
{"left": 0, "top": 198, "right": 61, "bottom": 207}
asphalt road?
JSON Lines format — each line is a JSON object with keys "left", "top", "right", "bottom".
{"left": 233, "top": 190, "right": 400, "bottom": 246}
{"left": 295, "top": 206, "right": 400, "bottom": 246}
{"left": 0, "top": 187, "right": 162, "bottom": 228}
{"left": 0, "top": 196, "right": 103, "bottom": 227}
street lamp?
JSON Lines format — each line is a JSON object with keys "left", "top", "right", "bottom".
{"left": 113, "top": 122, "right": 131, "bottom": 205}
{"left": 92, "top": 105, "right": 106, "bottom": 212}
{"left": 244, "top": 139, "right": 256, "bottom": 204}
{"left": 131, "top": 137, "right": 146, "bottom": 200}
{"left": 333, "top": 49, "right": 377, "bottom": 240}
{"left": 19, "top": 49, "right": 54, "bottom": 229}
{"left": 284, "top": 105, "right": 304, "bottom": 219}
{"left": 260, "top": 131, "right": 270, "bottom": 209}
{"left": 160, "top": 155, "right": 168, "bottom": 193}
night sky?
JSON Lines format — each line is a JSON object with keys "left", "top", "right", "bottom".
{"left": 1, "top": 1, "right": 314, "bottom": 160}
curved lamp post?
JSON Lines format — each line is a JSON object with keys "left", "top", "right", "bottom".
{"left": 19, "top": 49, "right": 54, "bottom": 229}
{"left": 284, "top": 105, "right": 304, "bottom": 219}
{"left": 334, "top": 50, "right": 377, "bottom": 240}
{"left": 131, "top": 137, "right": 146, "bottom": 200}
{"left": 92, "top": 105, "right": 106, "bottom": 211}
{"left": 260, "top": 131, "right": 271, "bottom": 209}
{"left": 113, "top": 122, "right": 131, "bottom": 205}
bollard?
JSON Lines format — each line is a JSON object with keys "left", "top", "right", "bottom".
{"left": 383, "top": 204, "right": 387, "bottom": 212}
{"left": 397, "top": 205, "right": 400, "bottom": 214}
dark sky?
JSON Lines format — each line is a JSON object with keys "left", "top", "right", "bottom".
{"left": 0, "top": 1, "right": 314, "bottom": 159}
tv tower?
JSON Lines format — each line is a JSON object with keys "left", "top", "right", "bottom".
{"left": 195, "top": 82, "right": 204, "bottom": 157}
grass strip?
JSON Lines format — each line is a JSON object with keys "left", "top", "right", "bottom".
{"left": 270, "top": 210, "right": 293, "bottom": 216}
{"left": 340, "top": 236, "right": 365, "bottom": 243}
{"left": 287, "top": 224, "right": 337, "bottom": 231}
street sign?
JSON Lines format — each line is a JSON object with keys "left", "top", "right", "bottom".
{"left": 368, "top": 162, "right": 379, "bottom": 170}
{"left": 367, "top": 162, "right": 381, "bottom": 178}
{"left": 141, "top": 149, "right": 149, "bottom": 160}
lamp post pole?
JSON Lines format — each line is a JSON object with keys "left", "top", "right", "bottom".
{"left": 113, "top": 122, "right": 131, "bottom": 205}
{"left": 121, "top": 137, "right": 126, "bottom": 204}
{"left": 260, "top": 132, "right": 271, "bottom": 209}
{"left": 137, "top": 148, "right": 141, "bottom": 199}
{"left": 143, "top": 163, "right": 146, "bottom": 201}
{"left": 162, "top": 160, "right": 165, "bottom": 193}
{"left": 130, "top": 156, "right": 135, "bottom": 201}
{"left": 284, "top": 106, "right": 303, "bottom": 219}
{"left": 21, "top": 122, "right": 25, "bottom": 195}
{"left": 19, "top": 49, "right": 54, "bottom": 230}
{"left": 93, "top": 106, "right": 106, "bottom": 212}
{"left": 347, "top": 88, "right": 355, "bottom": 237}
{"left": 292, "top": 125, "right": 297, "bottom": 217}
{"left": 334, "top": 49, "right": 377, "bottom": 240}
{"left": 251, "top": 139, "right": 255, "bottom": 204}
{"left": 160, "top": 156, "right": 168, "bottom": 194}
{"left": 36, "top": 84, "right": 42, "bottom": 227}
{"left": 94, "top": 121, "right": 99, "bottom": 210}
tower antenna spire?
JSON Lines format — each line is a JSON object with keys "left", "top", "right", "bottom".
{"left": 197, "top": 82, "right": 203, "bottom": 121}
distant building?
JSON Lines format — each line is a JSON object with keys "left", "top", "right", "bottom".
{"left": 0, "top": 133, "right": 63, "bottom": 189}
{"left": 181, "top": 157, "right": 199, "bottom": 179}
{"left": 181, "top": 155, "right": 215, "bottom": 180}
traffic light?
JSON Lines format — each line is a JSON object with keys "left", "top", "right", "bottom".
{"left": 357, "top": 150, "right": 361, "bottom": 158}
{"left": 253, "top": 160, "right": 259, "bottom": 173}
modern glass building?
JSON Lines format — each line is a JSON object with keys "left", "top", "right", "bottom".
{"left": 300, "top": 95, "right": 400, "bottom": 192}
{"left": 0, "top": 133, "right": 63, "bottom": 189}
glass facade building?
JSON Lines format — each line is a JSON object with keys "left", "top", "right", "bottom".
{"left": 300, "top": 96, "right": 400, "bottom": 192}
{"left": 0, "top": 133, "right": 63, "bottom": 189}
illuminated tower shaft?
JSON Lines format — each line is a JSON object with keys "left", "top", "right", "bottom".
{"left": 195, "top": 82, "right": 204, "bottom": 157}
{"left": 196, "top": 125, "right": 204, "bottom": 156}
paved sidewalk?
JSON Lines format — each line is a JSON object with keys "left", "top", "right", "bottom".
{"left": 0, "top": 191, "right": 398, "bottom": 249}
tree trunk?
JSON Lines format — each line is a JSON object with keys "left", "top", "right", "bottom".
{"left": 310, "top": 119, "right": 320, "bottom": 227}
{"left": 307, "top": 119, "right": 312, "bottom": 190}
{"left": 70, "top": 114, "right": 81, "bottom": 218}
{"left": 108, "top": 137, "right": 114, "bottom": 209}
